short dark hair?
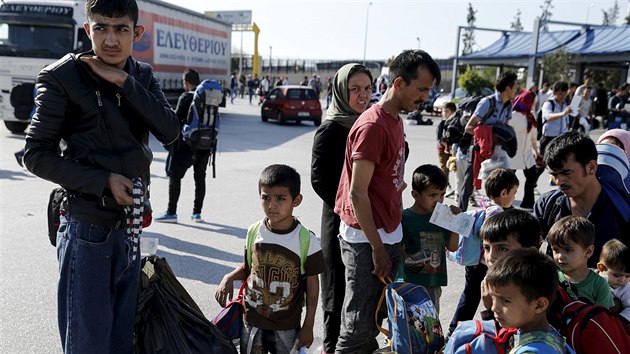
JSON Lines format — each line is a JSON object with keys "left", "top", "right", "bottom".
{"left": 348, "top": 64, "right": 373, "bottom": 84}
{"left": 444, "top": 102, "right": 457, "bottom": 112}
{"left": 258, "top": 164, "right": 301, "bottom": 199}
{"left": 599, "top": 239, "right": 630, "bottom": 273}
{"left": 547, "top": 216, "right": 595, "bottom": 250}
{"left": 485, "top": 248, "right": 559, "bottom": 303}
{"left": 484, "top": 168, "right": 519, "bottom": 198}
{"left": 543, "top": 132, "right": 597, "bottom": 170}
{"left": 86, "top": 0, "right": 139, "bottom": 26}
{"left": 481, "top": 209, "right": 541, "bottom": 248}
{"left": 183, "top": 69, "right": 200, "bottom": 86}
{"left": 495, "top": 71, "right": 518, "bottom": 92}
{"left": 411, "top": 164, "right": 447, "bottom": 193}
{"left": 552, "top": 81, "right": 569, "bottom": 93}
{"left": 389, "top": 50, "right": 441, "bottom": 87}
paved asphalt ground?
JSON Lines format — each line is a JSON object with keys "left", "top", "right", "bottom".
{"left": 1, "top": 96, "right": 581, "bottom": 352}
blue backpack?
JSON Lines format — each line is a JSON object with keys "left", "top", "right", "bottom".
{"left": 444, "top": 320, "right": 517, "bottom": 354}
{"left": 377, "top": 280, "right": 444, "bottom": 354}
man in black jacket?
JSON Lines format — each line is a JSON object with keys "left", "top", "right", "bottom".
{"left": 157, "top": 69, "right": 210, "bottom": 223}
{"left": 23, "top": 0, "right": 179, "bottom": 352}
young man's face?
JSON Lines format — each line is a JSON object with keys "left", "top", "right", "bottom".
{"left": 84, "top": 14, "right": 144, "bottom": 68}
{"left": 553, "top": 89, "right": 568, "bottom": 103}
{"left": 483, "top": 233, "right": 523, "bottom": 267}
{"left": 259, "top": 185, "right": 301, "bottom": 230}
{"left": 489, "top": 282, "right": 545, "bottom": 331}
{"left": 548, "top": 153, "right": 597, "bottom": 198}
{"left": 493, "top": 185, "right": 518, "bottom": 209}
{"left": 550, "top": 240, "right": 593, "bottom": 277}
{"left": 412, "top": 185, "right": 445, "bottom": 214}
{"left": 395, "top": 66, "right": 434, "bottom": 113}
{"left": 505, "top": 82, "right": 519, "bottom": 100}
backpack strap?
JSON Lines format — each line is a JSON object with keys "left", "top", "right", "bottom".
{"left": 542, "top": 189, "right": 564, "bottom": 233}
{"left": 298, "top": 225, "right": 311, "bottom": 275}
{"left": 245, "top": 221, "right": 262, "bottom": 269}
{"left": 246, "top": 220, "right": 310, "bottom": 275}
{"left": 481, "top": 95, "right": 497, "bottom": 121}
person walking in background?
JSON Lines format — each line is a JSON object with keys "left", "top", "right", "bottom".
{"left": 23, "top": 0, "right": 179, "bottom": 351}
{"left": 230, "top": 72, "right": 238, "bottom": 104}
{"left": 539, "top": 81, "right": 572, "bottom": 181}
{"left": 156, "top": 69, "right": 211, "bottom": 224}
{"left": 311, "top": 63, "right": 372, "bottom": 354}
{"left": 458, "top": 71, "right": 518, "bottom": 211}
{"left": 334, "top": 49, "right": 441, "bottom": 353}
{"left": 510, "top": 85, "right": 540, "bottom": 209}
{"left": 325, "top": 77, "right": 333, "bottom": 109}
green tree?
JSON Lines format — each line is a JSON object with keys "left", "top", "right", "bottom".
{"left": 462, "top": 3, "right": 477, "bottom": 55}
{"left": 602, "top": 0, "right": 620, "bottom": 25}
{"left": 626, "top": 0, "right": 630, "bottom": 24}
{"left": 540, "top": 49, "right": 574, "bottom": 83}
{"left": 458, "top": 66, "right": 494, "bottom": 95}
{"left": 511, "top": 9, "right": 524, "bottom": 32}
{"left": 540, "top": 0, "right": 554, "bottom": 31}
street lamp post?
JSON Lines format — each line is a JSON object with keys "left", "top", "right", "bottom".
{"left": 416, "top": 36, "right": 421, "bottom": 49}
{"left": 362, "top": 2, "right": 372, "bottom": 65}
{"left": 586, "top": 3, "right": 594, "bottom": 23}
{"left": 269, "top": 46, "right": 272, "bottom": 76}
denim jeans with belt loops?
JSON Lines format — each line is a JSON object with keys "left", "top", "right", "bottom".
{"left": 56, "top": 214, "right": 140, "bottom": 354}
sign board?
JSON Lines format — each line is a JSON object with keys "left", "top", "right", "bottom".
{"left": 206, "top": 10, "right": 252, "bottom": 25}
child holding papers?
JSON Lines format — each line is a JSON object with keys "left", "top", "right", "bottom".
{"left": 396, "top": 164, "right": 460, "bottom": 313}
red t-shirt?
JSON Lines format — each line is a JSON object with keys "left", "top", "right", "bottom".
{"left": 334, "top": 104, "right": 406, "bottom": 233}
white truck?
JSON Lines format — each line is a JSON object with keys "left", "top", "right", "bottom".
{"left": 0, "top": 0, "right": 231, "bottom": 133}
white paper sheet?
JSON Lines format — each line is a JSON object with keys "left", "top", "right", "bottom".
{"left": 429, "top": 202, "right": 475, "bottom": 236}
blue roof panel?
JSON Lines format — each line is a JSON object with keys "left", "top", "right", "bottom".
{"left": 461, "top": 30, "right": 581, "bottom": 59}
{"left": 565, "top": 26, "right": 630, "bottom": 55}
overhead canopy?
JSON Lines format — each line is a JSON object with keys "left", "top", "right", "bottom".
{"left": 458, "top": 25, "right": 630, "bottom": 66}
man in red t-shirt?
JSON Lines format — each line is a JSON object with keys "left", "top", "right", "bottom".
{"left": 334, "top": 50, "right": 442, "bottom": 354}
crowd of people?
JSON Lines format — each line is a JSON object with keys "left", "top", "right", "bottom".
{"left": 18, "top": 0, "right": 630, "bottom": 353}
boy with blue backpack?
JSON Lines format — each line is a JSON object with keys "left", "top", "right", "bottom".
{"left": 396, "top": 164, "right": 459, "bottom": 314}
{"left": 215, "top": 164, "right": 325, "bottom": 352}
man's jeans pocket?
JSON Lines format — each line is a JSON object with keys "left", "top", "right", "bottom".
{"left": 75, "top": 223, "right": 113, "bottom": 245}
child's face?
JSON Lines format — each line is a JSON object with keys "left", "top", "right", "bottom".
{"left": 489, "top": 282, "right": 546, "bottom": 331}
{"left": 597, "top": 263, "right": 630, "bottom": 289}
{"left": 442, "top": 108, "right": 454, "bottom": 119}
{"left": 493, "top": 185, "right": 518, "bottom": 209}
{"left": 550, "top": 240, "right": 592, "bottom": 276}
{"left": 412, "top": 185, "right": 446, "bottom": 214}
{"left": 483, "top": 233, "right": 523, "bottom": 267}
{"left": 259, "top": 185, "right": 301, "bottom": 230}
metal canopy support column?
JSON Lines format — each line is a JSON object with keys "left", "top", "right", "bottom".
{"left": 526, "top": 17, "right": 540, "bottom": 89}
{"left": 450, "top": 26, "right": 462, "bottom": 99}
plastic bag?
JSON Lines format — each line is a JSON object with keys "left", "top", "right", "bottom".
{"left": 479, "top": 146, "right": 510, "bottom": 181}
{"left": 135, "top": 255, "right": 237, "bottom": 354}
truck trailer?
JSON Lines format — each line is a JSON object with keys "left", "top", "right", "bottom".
{"left": 0, "top": 0, "right": 231, "bottom": 133}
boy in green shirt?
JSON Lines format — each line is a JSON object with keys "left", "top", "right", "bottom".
{"left": 548, "top": 216, "right": 614, "bottom": 307}
{"left": 397, "top": 164, "right": 459, "bottom": 313}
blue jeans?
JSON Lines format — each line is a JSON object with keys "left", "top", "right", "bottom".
{"left": 56, "top": 215, "right": 140, "bottom": 353}
{"left": 336, "top": 239, "right": 401, "bottom": 354}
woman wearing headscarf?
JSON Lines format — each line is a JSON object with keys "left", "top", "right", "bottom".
{"left": 311, "top": 63, "right": 372, "bottom": 354}
{"left": 598, "top": 128, "right": 630, "bottom": 163}
{"left": 510, "top": 86, "right": 540, "bottom": 209}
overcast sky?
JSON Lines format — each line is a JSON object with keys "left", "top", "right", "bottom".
{"left": 163, "top": 0, "right": 629, "bottom": 60}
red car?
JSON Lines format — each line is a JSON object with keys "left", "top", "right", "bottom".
{"left": 261, "top": 86, "right": 322, "bottom": 126}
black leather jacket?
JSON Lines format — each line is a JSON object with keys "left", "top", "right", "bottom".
{"left": 25, "top": 52, "right": 179, "bottom": 225}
